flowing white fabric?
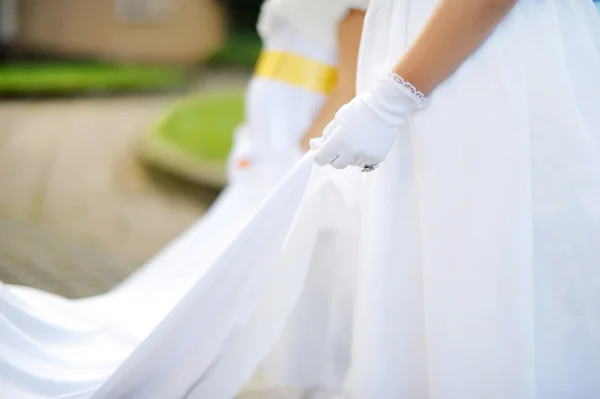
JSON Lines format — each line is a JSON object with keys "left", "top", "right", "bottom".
{"left": 0, "top": 154, "right": 317, "bottom": 398}
{"left": 0, "top": 150, "right": 362, "bottom": 398}
{"left": 3, "top": 1, "right": 600, "bottom": 398}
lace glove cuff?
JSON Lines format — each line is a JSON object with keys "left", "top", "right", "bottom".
{"left": 312, "top": 72, "right": 427, "bottom": 170}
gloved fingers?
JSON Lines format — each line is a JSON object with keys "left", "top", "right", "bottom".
{"left": 329, "top": 152, "right": 353, "bottom": 170}
{"left": 314, "top": 147, "right": 340, "bottom": 167}
{"left": 311, "top": 109, "right": 344, "bottom": 151}
{"left": 314, "top": 126, "right": 343, "bottom": 167}
{"left": 349, "top": 157, "right": 366, "bottom": 168}
{"left": 310, "top": 137, "right": 324, "bottom": 151}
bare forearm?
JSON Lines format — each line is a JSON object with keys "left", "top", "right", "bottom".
{"left": 393, "top": 0, "right": 518, "bottom": 95}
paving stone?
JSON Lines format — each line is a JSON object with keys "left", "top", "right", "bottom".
{"left": 0, "top": 217, "right": 133, "bottom": 297}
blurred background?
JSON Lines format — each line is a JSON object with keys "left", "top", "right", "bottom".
{"left": 1, "top": 1, "right": 600, "bottom": 298}
{"left": 0, "top": 0, "right": 265, "bottom": 298}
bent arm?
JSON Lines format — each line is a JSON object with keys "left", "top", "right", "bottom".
{"left": 393, "top": 0, "right": 518, "bottom": 95}
{"left": 300, "top": 9, "right": 365, "bottom": 150}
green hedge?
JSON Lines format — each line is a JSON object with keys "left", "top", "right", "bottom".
{"left": 0, "top": 62, "right": 186, "bottom": 95}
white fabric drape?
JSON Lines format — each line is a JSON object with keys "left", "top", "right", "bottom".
{"left": 2, "top": 1, "right": 600, "bottom": 398}
{"left": 0, "top": 154, "right": 318, "bottom": 398}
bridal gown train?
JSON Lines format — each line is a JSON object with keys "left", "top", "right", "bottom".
{"left": 2, "top": 0, "right": 600, "bottom": 398}
{"left": 1, "top": 153, "right": 359, "bottom": 398}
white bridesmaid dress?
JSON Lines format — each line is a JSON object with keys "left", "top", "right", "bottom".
{"left": 2, "top": 0, "right": 600, "bottom": 398}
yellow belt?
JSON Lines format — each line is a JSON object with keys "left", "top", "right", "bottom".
{"left": 253, "top": 50, "right": 338, "bottom": 95}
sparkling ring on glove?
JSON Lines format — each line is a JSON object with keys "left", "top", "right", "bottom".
{"left": 361, "top": 164, "right": 379, "bottom": 173}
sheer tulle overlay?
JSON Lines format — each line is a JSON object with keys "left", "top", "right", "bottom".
{"left": 2, "top": 1, "right": 600, "bottom": 398}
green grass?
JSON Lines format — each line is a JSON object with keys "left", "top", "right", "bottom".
{"left": 153, "top": 91, "right": 244, "bottom": 161}
{"left": 0, "top": 62, "right": 187, "bottom": 94}
{"left": 139, "top": 91, "right": 245, "bottom": 187}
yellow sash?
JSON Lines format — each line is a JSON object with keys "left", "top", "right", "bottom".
{"left": 253, "top": 50, "right": 338, "bottom": 94}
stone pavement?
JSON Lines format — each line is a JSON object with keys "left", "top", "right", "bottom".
{"left": 0, "top": 70, "right": 250, "bottom": 295}
{"left": 0, "top": 217, "right": 133, "bottom": 297}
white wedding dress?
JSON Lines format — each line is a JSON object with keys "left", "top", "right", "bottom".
{"left": 2, "top": 0, "right": 600, "bottom": 398}
{"left": 0, "top": 0, "right": 366, "bottom": 398}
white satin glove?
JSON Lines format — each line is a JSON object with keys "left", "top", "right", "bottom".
{"left": 312, "top": 73, "right": 426, "bottom": 170}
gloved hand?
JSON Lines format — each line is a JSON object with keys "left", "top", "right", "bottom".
{"left": 311, "top": 73, "right": 427, "bottom": 170}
